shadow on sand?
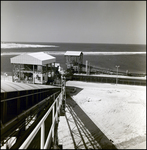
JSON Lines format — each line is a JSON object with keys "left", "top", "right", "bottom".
{"left": 65, "top": 94, "right": 117, "bottom": 149}
{"left": 66, "top": 86, "right": 83, "bottom": 96}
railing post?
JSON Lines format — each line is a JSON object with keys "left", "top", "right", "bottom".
{"left": 59, "top": 96, "right": 61, "bottom": 115}
{"left": 56, "top": 99, "right": 58, "bottom": 122}
{"left": 26, "top": 91, "right": 28, "bottom": 109}
{"left": 41, "top": 121, "right": 45, "bottom": 149}
{"left": 52, "top": 105, "right": 54, "bottom": 143}
{"left": 54, "top": 93, "right": 55, "bottom": 101}
{"left": 17, "top": 92, "right": 20, "bottom": 115}
{"left": 32, "top": 90, "right": 34, "bottom": 105}
{"left": 3, "top": 93, "right": 7, "bottom": 124}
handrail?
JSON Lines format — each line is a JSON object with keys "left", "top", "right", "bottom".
{"left": 19, "top": 88, "right": 64, "bottom": 149}
{"left": 1, "top": 91, "right": 59, "bottom": 130}
{"left": 1, "top": 88, "right": 60, "bottom": 102}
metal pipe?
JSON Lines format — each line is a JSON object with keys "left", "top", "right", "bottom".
{"left": 52, "top": 104, "right": 55, "bottom": 142}
{"left": 41, "top": 121, "right": 45, "bottom": 149}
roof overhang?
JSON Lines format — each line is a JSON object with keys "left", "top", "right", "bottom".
{"left": 10, "top": 52, "right": 56, "bottom": 65}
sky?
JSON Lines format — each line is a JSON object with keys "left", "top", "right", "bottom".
{"left": 1, "top": 1, "right": 146, "bottom": 44}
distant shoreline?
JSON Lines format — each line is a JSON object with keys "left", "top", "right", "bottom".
{"left": 1, "top": 52, "right": 146, "bottom": 56}
{"left": 1, "top": 43, "right": 58, "bottom": 49}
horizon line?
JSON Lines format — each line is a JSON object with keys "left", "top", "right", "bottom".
{"left": 1, "top": 41, "right": 146, "bottom": 45}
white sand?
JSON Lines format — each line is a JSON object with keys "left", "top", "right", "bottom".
{"left": 66, "top": 81, "right": 146, "bottom": 149}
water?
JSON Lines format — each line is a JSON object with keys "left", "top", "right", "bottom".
{"left": 1, "top": 42, "right": 146, "bottom": 75}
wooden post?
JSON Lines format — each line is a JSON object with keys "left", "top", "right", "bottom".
{"left": 51, "top": 64, "right": 52, "bottom": 78}
{"left": 86, "top": 60, "right": 88, "bottom": 74}
{"left": 56, "top": 100, "right": 58, "bottom": 122}
{"left": 32, "top": 90, "right": 34, "bottom": 105}
{"left": 3, "top": 93, "right": 7, "bottom": 124}
{"left": 36, "top": 90, "right": 39, "bottom": 103}
{"left": 46, "top": 64, "right": 48, "bottom": 83}
{"left": 33, "top": 65, "right": 34, "bottom": 84}
{"left": 41, "top": 66, "right": 43, "bottom": 84}
{"left": 40, "top": 89, "right": 42, "bottom": 102}
{"left": 17, "top": 92, "right": 20, "bottom": 115}
{"left": 19, "top": 64, "right": 21, "bottom": 81}
{"left": 53, "top": 62, "right": 55, "bottom": 75}
{"left": 26, "top": 90, "right": 28, "bottom": 109}
{"left": 89, "top": 62, "right": 90, "bottom": 74}
{"left": 12, "top": 63, "right": 14, "bottom": 82}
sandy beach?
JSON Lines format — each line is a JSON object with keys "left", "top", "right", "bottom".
{"left": 64, "top": 81, "right": 146, "bottom": 149}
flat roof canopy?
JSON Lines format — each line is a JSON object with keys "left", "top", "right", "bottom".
{"left": 64, "top": 51, "right": 83, "bottom": 56}
{"left": 10, "top": 52, "right": 56, "bottom": 65}
{"left": 1, "top": 81, "right": 60, "bottom": 93}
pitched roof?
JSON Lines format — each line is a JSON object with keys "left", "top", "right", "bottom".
{"left": 64, "top": 51, "right": 83, "bottom": 56}
{"left": 10, "top": 52, "right": 56, "bottom": 65}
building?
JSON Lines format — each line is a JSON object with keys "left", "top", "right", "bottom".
{"left": 64, "top": 51, "right": 83, "bottom": 73}
{"left": 10, "top": 52, "right": 56, "bottom": 84}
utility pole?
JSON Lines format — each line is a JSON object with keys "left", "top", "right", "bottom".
{"left": 116, "top": 66, "right": 120, "bottom": 86}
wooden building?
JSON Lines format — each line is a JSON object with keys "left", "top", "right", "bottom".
{"left": 10, "top": 52, "right": 56, "bottom": 84}
{"left": 64, "top": 51, "right": 83, "bottom": 73}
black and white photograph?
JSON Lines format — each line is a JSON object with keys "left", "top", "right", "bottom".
{"left": 1, "top": 1, "right": 146, "bottom": 149}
